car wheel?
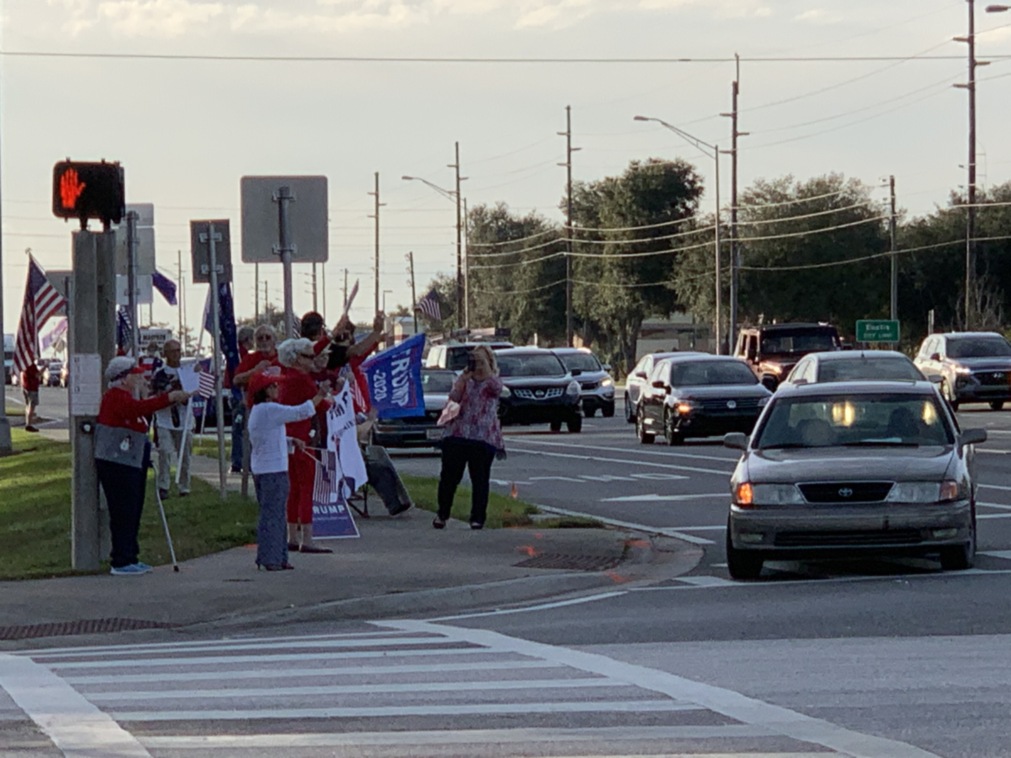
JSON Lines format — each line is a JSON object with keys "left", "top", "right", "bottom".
{"left": 664, "top": 410, "right": 684, "bottom": 446}
{"left": 624, "top": 394, "right": 635, "bottom": 423}
{"left": 567, "top": 415, "right": 583, "bottom": 433}
{"left": 942, "top": 379, "right": 960, "bottom": 411}
{"left": 636, "top": 406, "right": 655, "bottom": 444}
{"left": 939, "top": 512, "right": 976, "bottom": 571}
{"left": 726, "top": 521, "right": 763, "bottom": 580}
{"left": 990, "top": 401, "right": 1005, "bottom": 411}
{"left": 602, "top": 403, "right": 615, "bottom": 418}
{"left": 549, "top": 420, "right": 563, "bottom": 433}
{"left": 584, "top": 406, "right": 596, "bottom": 418}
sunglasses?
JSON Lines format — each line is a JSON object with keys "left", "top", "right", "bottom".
{"left": 256, "top": 336, "right": 274, "bottom": 342}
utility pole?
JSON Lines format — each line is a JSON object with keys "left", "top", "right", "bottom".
{"left": 449, "top": 143, "right": 464, "bottom": 329}
{"left": 558, "top": 105, "right": 580, "bottom": 346}
{"left": 368, "top": 172, "right": 384, "bottom": 314}
{"left": 311, "top": 263, "right": 318, "bottom": 313}
{"left": 254, "top": 262, "right": 259, "bottom": 322}
{"left": 955, "top": 0, "right": 984, "bottom": 329}
{"left": 889, "top": 176, "right": 898, "bottom": 322}
{"left": 321, "top": 262, "right": 327, "bottom": 319}
{"left": 407, "top": 251, "right": 418, "bottom": 334}
{"left": 722, "top": 54, "right": 746, "bottom": 351}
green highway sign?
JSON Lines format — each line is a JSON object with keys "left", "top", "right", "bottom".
{"left": 855, "top": 319, "right": 900, "bottom": 343}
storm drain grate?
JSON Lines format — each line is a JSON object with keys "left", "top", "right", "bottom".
{"left": 0, "top": 618, "right": 178, "bottom": 641}
{"left": 514, "top": 553, "right": 622, "bottom": 572}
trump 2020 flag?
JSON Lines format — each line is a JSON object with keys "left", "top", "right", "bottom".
{"left": 360, "top": 333, "right": 426, "bottom": 420}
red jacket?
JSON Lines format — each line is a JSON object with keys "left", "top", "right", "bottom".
{"left": 97, "top": 387, "right": 173, "bottom": 433}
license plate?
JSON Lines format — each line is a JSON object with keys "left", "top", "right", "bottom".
{"left": 426, "top": 428, "right": 445, "bottom": 440}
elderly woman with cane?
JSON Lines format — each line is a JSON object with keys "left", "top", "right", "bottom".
{"left": 433, "top": 345, "right": 505, "bottom": 530}
{"left": 246, "top": 369, "right": 331, "bottom": 570}
{"left": 95, "top": 356, "right": 189, "bottom": 576}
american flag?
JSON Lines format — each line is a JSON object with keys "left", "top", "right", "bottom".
{"left": 14, "top": 257, "right": 67, "bottom": 376}
{"left": 415, "top": 288, "right": 442, "bottom": 322}
{"left": 197, "top": 368, "right": 217, "bottom": 398}
{"left": 313, "top": 450, "right": 341, "bottom": 504}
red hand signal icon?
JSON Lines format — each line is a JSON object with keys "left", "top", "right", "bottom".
{"left": 59, "top": 167, "right": 87, "bottom": 210}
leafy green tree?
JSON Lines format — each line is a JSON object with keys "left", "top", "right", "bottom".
{"left": 571, "top": 158, "right": 703, "bottom": 373}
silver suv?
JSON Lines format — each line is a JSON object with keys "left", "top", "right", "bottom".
{"left": 914, "top": 331, "right": 1011, "bottom": 411}
{"left": 551, "top": 347, "right": 615, "bottom": 417}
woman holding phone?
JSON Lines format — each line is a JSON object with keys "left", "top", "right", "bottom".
{"left": 433, "top": 345, "right": 505, "bottom": 530}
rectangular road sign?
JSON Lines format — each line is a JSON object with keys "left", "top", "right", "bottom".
{"left": 190, "top": 220, "right": 233, "bottom": 284}
{"left": 856, "top": 319, "right": 900, "bottom": 343}
{"left": 240, "top": 175, "right": 328, "bottom": 263}
{"left": 113, "top": 203, "right": 156, "bottom": 276}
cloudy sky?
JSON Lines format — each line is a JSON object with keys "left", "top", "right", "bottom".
{"left": 3, "top": 0, "right": 1011, "bottom": 341}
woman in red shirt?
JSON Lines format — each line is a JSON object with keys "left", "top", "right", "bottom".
{"left": 96, "top": 356, "right": 189, "bottom": 575}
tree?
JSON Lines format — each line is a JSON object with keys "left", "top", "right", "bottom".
{"left": 571, "top": 158, "right": 703, "bottom": 373}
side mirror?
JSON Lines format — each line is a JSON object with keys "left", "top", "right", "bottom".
{"left": 930, "top": 352, "right": 941, "bottom": 362}
{"left": 602, "top": 364, "right": 612, "bottom": 372}
{"left": 761, "top": 375, "right": 779, "bottom": 391}
{"left": 925, "top": 372, "right": 943, "bottom": 384}
{"left": 723, "top": 432, "right": 749, "bottom": 451}
{"left": 651, "top": 380, "right": 666, "bottom": 389}
{"left": 960, "top": 428, "right": 987, "bottom": 446}
{"left": 634, "top": 371, "right": 648, "bottom": 379}
{"left": 570, "top": 368, "right": 583, "bottom": 377}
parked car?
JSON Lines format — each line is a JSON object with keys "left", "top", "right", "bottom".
{"left": 371, "top": 368, "right": 455, "bottom": 448}
{"left": 424, "top": 341, "right": 513, "bottom": 372}
{"left": 636, "top": 354, "right": 771, "bottom": 445}
{"left": 551, "top": 347, "right": 615, "bottom": 417}
{"left": 735, "top": 322, "right": 843, "bottom": 391}
{"left": 495, "top": 347, "right": 582, "bottom": 433}
{"left": 781, "top": 350, "right": 926, "bottom": 388}
{"left": 42, "top": 360, "right": 63, "bottom": 387}
{"left": 723, "top": 380, "right": 985, "bottom": 580}
{"left": 623, "top": 351, "right": 702, "bottom": 423}
{"left": 913, "top": 331, "right": 1011, "bottom": 411}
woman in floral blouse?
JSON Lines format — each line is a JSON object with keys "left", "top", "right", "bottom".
{"left": 434, "top": 345, "right": 505, "bottom": 530}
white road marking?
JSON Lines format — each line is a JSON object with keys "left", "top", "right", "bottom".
{"left": 384, "top": 621, "right": 941, "bottom": 758}
{"left": 601, "top": 493, "right": 726, "bottom": 503}
{"left": 508, "top": 445, "right": 734, "bottom": 477}
{"left": 0, "top": 653, "right": 150, "bottom": 757}
{"left": 675, "top": 576, "right": 738, "bottom": 588}
{"left": 533, "top": 504, "right": 715, "bottom": 545}
{"left": 979, "top": 550, "right": 1011, "bottom": 560}
{"left": 139, "top": 726, "right": 792, "bottom": 750}
{"left": 511, "top": 436, "right": 742, "bottom": 465}
{"left": 979, "top": 483, "right": 1011, "bottom": 492}
{"left": 108, "top": 699, "right": 697, "bottom": 722}
{"left": 430, "top": 591, "right": 629, "bottom": 623}
{"left": 978, "top": 513, "right": 1011, "bottom": 520}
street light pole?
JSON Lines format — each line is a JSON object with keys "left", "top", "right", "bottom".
{"left": 634, "top": 115, "right": 722, "bottom": 353}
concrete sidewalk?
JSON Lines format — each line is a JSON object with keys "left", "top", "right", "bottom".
{"left": 0, "top": 425, "right": 701, "bottom": 648}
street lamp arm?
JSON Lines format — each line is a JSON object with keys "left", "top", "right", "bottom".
{"left": 402, "top": 174, "right": 456, "bottom": 204}
{"left": 633, "top": 115, "right": 717, "bottom": 158}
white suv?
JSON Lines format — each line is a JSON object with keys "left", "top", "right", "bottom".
{"left": 424, "top": 341, "right": 513, "bottom": 372}
{"left": 552, "top": 347, "right": 615, "bottom": 417}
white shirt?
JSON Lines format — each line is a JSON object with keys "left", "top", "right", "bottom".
{"left": 152, "top": 365, "right": 191, "bottom": 432}
{"left": 247, "top": 400, "right": 316, "bottom": 474}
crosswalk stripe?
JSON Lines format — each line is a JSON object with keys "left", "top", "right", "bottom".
{"left": 110, "top": 699, "right": 698, "bottom": 722}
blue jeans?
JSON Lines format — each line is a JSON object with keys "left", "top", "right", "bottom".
{"left": 254, "top": 471, "right": 290, "bottom": 567}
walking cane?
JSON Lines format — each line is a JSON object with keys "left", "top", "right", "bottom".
{"left": 151, "top": 463, "right": 180, "bottom": 572}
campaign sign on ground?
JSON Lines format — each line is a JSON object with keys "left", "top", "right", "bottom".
{"left": 312, "top": 453, "right": 360, "bottom": 539}
{"left": 361, "top": 333, "right": 426, "bottom": 419}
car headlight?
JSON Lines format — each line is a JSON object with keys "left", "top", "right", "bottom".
{"left": 566, "top": 380, "right": 580, "bottom": 397}
{"left": 600, "top": 377, "right": 613, "bottom": 388}
{"left": 734, "top": 482, "right": 804, "bottom": 507}
{"left": 953, "top": 365, "right": 972, "bottom": 375}
{"left": 674, "top": 399, "right": 693, "bottom": 414}
{"left": 500, "top": 386, "right": 511, "bottom": 398}
{"left": 886, "top": 480, "right": 961, "bottom": 503}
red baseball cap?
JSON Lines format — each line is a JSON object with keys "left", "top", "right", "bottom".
{"left": 246, "top": 369, "right": 286, "bottom": 407}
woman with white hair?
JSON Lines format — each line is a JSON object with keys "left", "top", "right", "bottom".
{"left": 95, "top": 356, "right": 189, "bottom": 576}
{"left": 277, "top": 337, "right": 332, "bottom": 553}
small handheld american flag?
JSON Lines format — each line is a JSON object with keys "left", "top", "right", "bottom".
{"left": 197, "top": 369, "right": 216, "bottom": 398}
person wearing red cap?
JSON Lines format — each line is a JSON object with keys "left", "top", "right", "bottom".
{"left": 247, "top": 368, "right": 330, "bottom": 570}
{"left": 96, "top": 356, "right": 190, "bottom": 576}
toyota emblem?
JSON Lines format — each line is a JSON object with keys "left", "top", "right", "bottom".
{"left": 994, "top": 373, "right": 1003, "bottom": 380}
{"left": 726, "top": 400, "right": 737, "bottom": 409}
{"left": 838, "top": 487, "right": 854, "bottom": 498}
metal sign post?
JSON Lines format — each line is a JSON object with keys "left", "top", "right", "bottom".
{"left": 275, "top": 186, "right": 296, "bottom": 338}
{"left": 126, "top": 210, "right": 140, "bottom": 355}
{"left": 199, "top": 223, "right": 229, "bottom": 500}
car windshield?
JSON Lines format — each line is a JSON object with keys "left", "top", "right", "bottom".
{"left": 669, "top": 360, "right": 757, "bottom": 386}
{"left": 446, "top": 349, "right": 473, "bottom": 372}
{"left": 754, "top": 392, "right": 953, "bottom": 449}
{"left": 947, "top": 337, "right": 1011, "bottom": 358}
{"left": 558, "top": 353, "right": 601, "bottom": 373}
{"left": 760, "top": 330, "right": 838, "bottom": 354}
{"left": 817, "top": 358, "right": 922, "bottom": 382}
{"left": 498, "top": 354, "right": 566, "bottom": 377}
{"left": 422, "top": 371, "right": 456, "bottom": 393}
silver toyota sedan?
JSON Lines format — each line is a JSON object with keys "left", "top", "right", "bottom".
{"left": 723, "top": 381, "right": 986, "bottom": 580}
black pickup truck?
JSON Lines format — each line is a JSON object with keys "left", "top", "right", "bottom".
{"left": 734, "top": 322, "right": 842, "bottom": 390}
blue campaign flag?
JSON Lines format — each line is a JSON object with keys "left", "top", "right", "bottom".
{"left": 152, "top": 270, "right": 178, "bottom": 306}
{"left": 202, "top": 282, "right": 240, "bottom": 374}
{"left": 360, "top": 333, "right": 426, "bottom": 420}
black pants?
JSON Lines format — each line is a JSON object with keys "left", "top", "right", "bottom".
{"left": 97, "top": 449, "right": 150, "bottom": 568}
{"left": 437, "top": 438, "right": 496, "bottom": 525}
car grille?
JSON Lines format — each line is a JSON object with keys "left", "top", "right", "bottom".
{"left": 513, "top": 387, "right": 564, "bottom": 400}
{"left": 974, "top": 370, "right": 1011, "bottom": 386}
{"left": 580, "top": 380, "right": 599, "bottom": 390}
{"left": 798, "top": 482, "right": 894, "bottom": 503}
{"left": 775, "top": 529, "right": 921, "bottom": 547}
{"left": 696, "top": 397, "right": 764, "bottom": 415}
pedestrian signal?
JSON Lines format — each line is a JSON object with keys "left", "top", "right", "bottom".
{"left": 52, "top": 160, "right": 125, "bottom": 226}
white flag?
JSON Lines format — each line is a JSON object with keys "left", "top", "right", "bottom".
{"left": 326, "top": 381, "right": 368, "bottom": 496}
